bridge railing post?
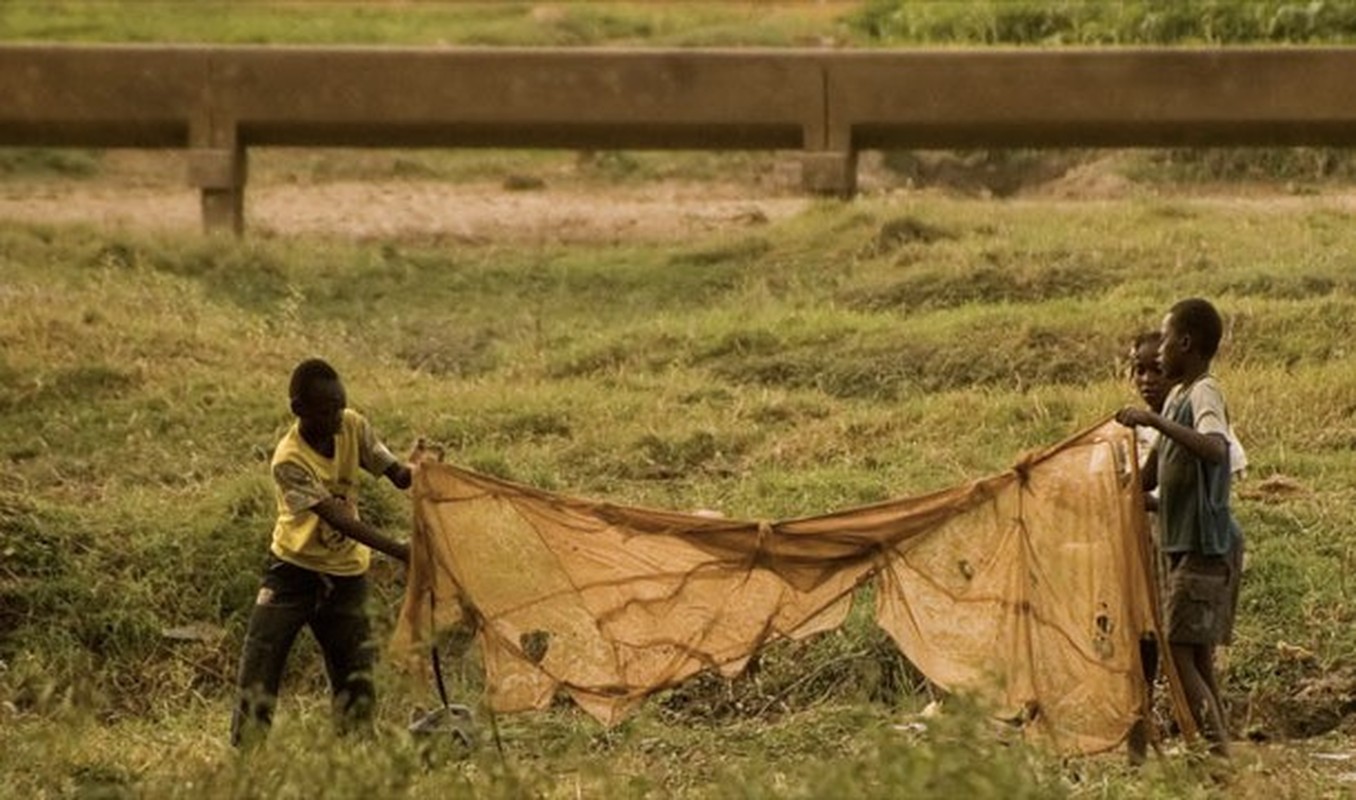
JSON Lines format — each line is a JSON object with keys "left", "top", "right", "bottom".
{"left": 187, "top": 145, "right": 247, "bottom": 235}
{"left": 800, "top": 150, "right": 858, "bottom": 198}
{"left": 189, "top": 89, "right": 247, "bottom": 235}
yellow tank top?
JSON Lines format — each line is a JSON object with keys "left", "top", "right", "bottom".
{"left": 269, "top": 409, "right": 371, "bottom": 575}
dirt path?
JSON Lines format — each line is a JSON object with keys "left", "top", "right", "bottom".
{"left": 0, "top": 145, "right": 824, "bottom": 244}
{"left": 10, "top": 164, "right": 1356, "bottom": 246}
{"left": 0, "top": 176, "right": 809, "bottom": 243}
{"left": 3, "top": 150, "right": 1356, "bottom": 242}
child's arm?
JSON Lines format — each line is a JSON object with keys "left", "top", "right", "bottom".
{"left": 380, "top": 437, "right": 444, "bottom": 489}
{"left": 1139, "top": 442, "right": 1159, "bottom": 494}
{"left": 383, "top": 462, "right": 413, "bottom": 490}
{"left": 1115, "top": 407, "right": 1228, "bottom": 464}
{"left": 1155, "top": 418, "right": 1228, "bottom": 464}
{"left": 312, "top": 498, "right": 411, "bottom": 564}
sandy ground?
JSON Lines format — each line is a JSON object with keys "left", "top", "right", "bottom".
{"left": 0, "top": 179, "right": 817, "bottom": 243}
{"left": 0, "top": 147, "right": 817, "bottom": 243}
{"left": 2, "top": 150, "right": 1355, "bottom": 242}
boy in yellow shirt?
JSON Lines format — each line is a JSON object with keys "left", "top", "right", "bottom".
{"left": 231, "top": 358, "right": 413, "bottom": 747}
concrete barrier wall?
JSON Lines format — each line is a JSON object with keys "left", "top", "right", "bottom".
{"left": 824, "top": 48, "right": 1356, "bottom": 150}
{"left": 4, "top": 44, "right": 1356, "bottom": 232}
{"left": 0, "top": 45, "right": 825, "bottom": 150}
{"left": 0, "top": 46, "right": 206, "bottom": 147}
{"left": 214, "top": 47, "right": 824, "bottom": 150}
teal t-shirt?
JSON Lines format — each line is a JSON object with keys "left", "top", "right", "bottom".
{"left": 1157, "top": 376, "right": 1239, "bottom": 557}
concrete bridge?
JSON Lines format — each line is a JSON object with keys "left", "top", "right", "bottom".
{"left": 3, "top": 45, "right": 1355, "bottom": 233}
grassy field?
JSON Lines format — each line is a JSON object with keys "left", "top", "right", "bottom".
{"left": 6, "top": 1, "right": 1356, "bottom": 46}
{"left": 3, "top": 185, "right": 1356, "bottom": 796}
{"left": 0, "top": 1, "right": 854, "bottom": 47}
{"left": 4, "top": 1, "right": 1356, "bottom": 797}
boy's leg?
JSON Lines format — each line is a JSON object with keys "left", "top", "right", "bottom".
{"left": 1164, "top": 553, "right": 1232, "bottom": 756}
{"left": 1128, "top": 636, "right": 1159, "bottom": 765}
{"left": 1141, "top": 636, "right": 1160, "bottom": 687}
{"left": 1171, "top": 642, "right": 1227, "bottom": 753}
{"left": 1194, "top": 644, "right": 1230, "bottom": 756}
{"left": 311, "top": 573, "right": 377, "bottom": 736}
{"left": 231, "top": 560, "right": 315, "bottom": 747}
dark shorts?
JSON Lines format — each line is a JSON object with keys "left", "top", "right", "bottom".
{"left": 231, "top": 556, "right": 376, "bottom": 746}
{"left": 1164, "top": 544, "right": 1243, "bottom": 646}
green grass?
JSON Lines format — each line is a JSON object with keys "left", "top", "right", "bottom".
{"left": 0, "top": 147, "right": 102, "bottom": 179}
{"left": 6, "top": 6, "right": 1356, "bottom": 793}
{"left": 8, "top": 1, "right": 1356, "bottom": 47}
{"left": 4, "top": 189, "right": 1356, "bottom": 795}
{"left": 0, "top": 2, "right": 855, "bottom": 47}
{"left": 851, "top": 0, "right": 1356, "bottom": 45}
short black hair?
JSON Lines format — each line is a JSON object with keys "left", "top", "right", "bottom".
{"left": 1169, "top": 298, "right": 1223, "bottom": 360}
{"left": 1130, "top": 330, "right": 1162, "bottom": 351}
{"left": 289, "top": 358, "right": 340, "bottom": 403}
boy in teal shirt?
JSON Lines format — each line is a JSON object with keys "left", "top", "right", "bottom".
{"left": 1116, "top": 298, "right": 1243, "bottom": 759}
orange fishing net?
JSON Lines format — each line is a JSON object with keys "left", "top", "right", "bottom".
{"left": 393, "top": 418, "right": 1162, "bottom": 753}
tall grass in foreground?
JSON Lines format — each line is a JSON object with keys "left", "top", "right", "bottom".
{"left": 2, "top": 194, "right": 1356, "bottom": 795}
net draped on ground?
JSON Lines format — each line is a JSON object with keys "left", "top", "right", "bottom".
{"left": 392, "top": 418, "right": 1158, "bottom": 754}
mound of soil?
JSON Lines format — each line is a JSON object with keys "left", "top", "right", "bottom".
{"left": 1250, "top": 668, "right": 1356, "bottom": 740}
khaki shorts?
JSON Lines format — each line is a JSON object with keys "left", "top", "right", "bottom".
{"left": 1164, "top": 545, "right": 1243, "bottom": 646}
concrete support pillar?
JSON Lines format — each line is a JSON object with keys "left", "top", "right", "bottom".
{"left": 800, "top": 149, "right": 858, "bottom": 198}
{"left": 187, "top": 146, "right": 247, "bottom": 235}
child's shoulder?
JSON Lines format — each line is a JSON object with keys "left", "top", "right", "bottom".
{"left": 1191, "top": 375, "right": 1228, "bottom": 403}
{"left": 1165, "top": 375, "right": 1228, "bottom": 421}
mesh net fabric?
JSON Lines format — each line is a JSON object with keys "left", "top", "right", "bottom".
{"left": 392, "top": 418, "right": 1167, "bottom": 754}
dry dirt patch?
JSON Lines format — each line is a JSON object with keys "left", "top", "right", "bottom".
{"left": 0, "top": 149, "right": 812, "bottom": 242}
{"left": 0, "top": 178, "right": 809, "bottom": 243}
{"left": 5, "top": 150, "right": 1356, "bottom": 241}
